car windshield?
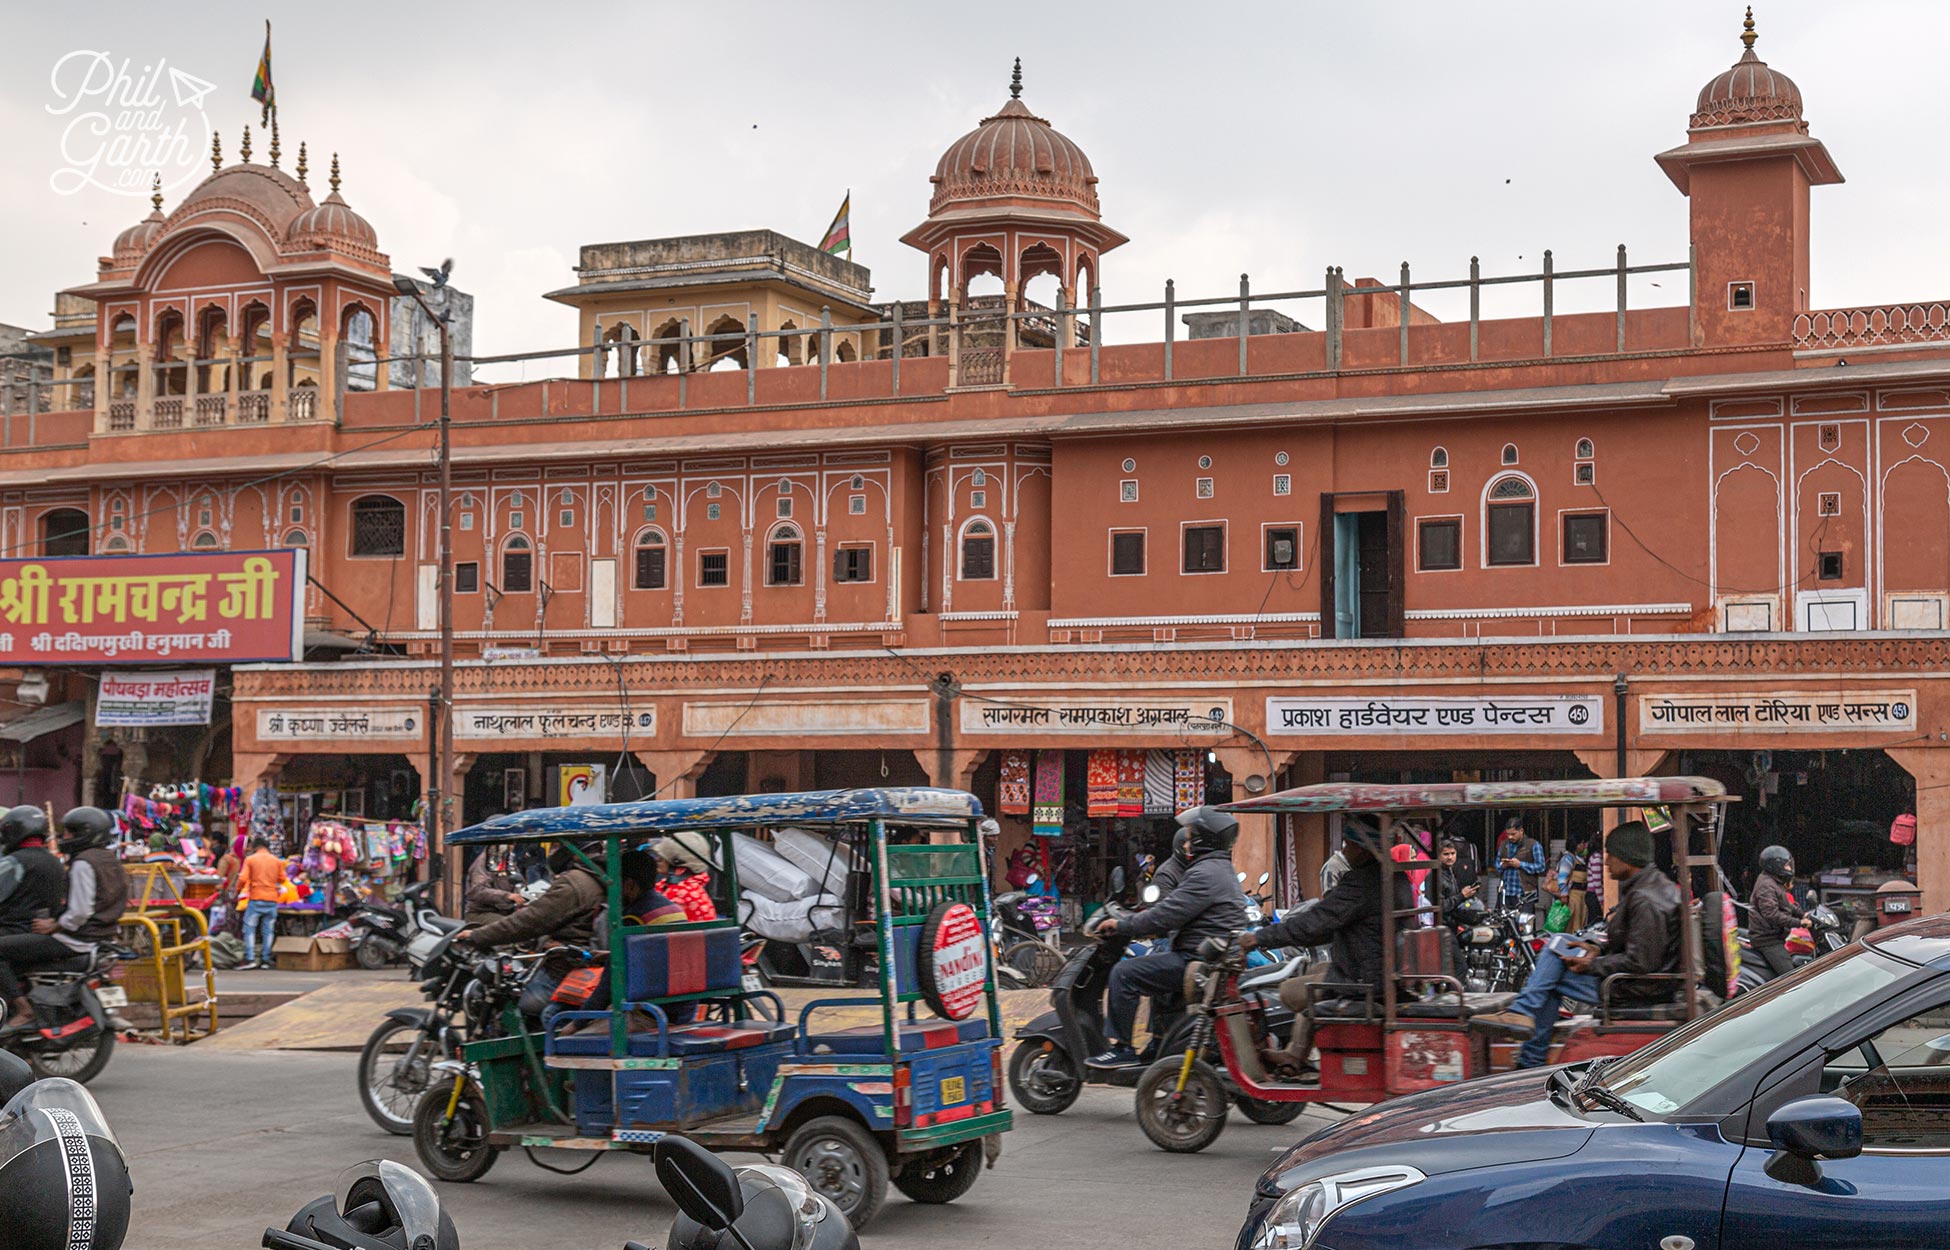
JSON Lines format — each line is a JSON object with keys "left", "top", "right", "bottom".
{"left": 1601, "top": 944, "right": 1911, "bottom": 1116}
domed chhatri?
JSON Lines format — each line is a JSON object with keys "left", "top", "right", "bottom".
{"left": 288, "top": 154, "right": 378, "bottom": 249}
{"left": 927, "top": 57, "right": 1102, "bottom": 221}
{"left": 176, "top": 162, "right": 318, "bottom": 239}
{"left": 111, "top": 178, "right": 167, "bottom": 260}
{"left": 1691, "top": 6, "right": 1805, "bottom": 131}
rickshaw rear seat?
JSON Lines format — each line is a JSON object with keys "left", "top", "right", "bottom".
{"left": 624, "top": 927, "right": 744, "bottom": 1001}
{"left": 1397, "top": 992, "right": 1517, "bottom": 1020}
{"left": 805, "top": 1018, "right": 989, "bottom": 1056}
{"left": 550, "top": 1018, "right": 797, "bottom": 1057}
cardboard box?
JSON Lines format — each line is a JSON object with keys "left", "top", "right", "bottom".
{"left": 272, "top": 934, "right": 355, "bottom": 972}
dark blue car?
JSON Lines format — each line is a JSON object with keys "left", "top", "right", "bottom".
{"left": 1238, "top": 915, "right": 1950, "bottom": 1250}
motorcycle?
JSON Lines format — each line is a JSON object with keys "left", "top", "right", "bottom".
{"left": 355, "top": 931, "right": 509, "bottom": 1136}
{"left": 993, "top": 878, "right": 1064, "bottom": 986}
{"left": 1453, "top": 894, "right": 1540, "bottom": 993}
{"left": 267, "top": 1136, "right": 856, "bottom": 1250}
{"left": 0, "top": 941, "right": 133, "bottom": 1085}
{"left": 345, "top": 880, "right": 463, "bottom": 972}
{"left": 1007, "top": 871, "right": 1300, "bottom": 1124}
{"left": 1734, "top": 901, "right": 1850, "bottom": 994}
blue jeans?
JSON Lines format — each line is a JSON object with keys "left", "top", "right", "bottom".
{"left": 1511, "top": 945, "right": 1600, "bottom": 1067}
{"left": 243, "top": 900, "right": 278, "bottom": 964}
{"left": 1106, "top": 950, "right": 1189, "bottom": 1049}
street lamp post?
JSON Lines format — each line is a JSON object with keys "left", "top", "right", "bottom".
{"left": 394, "top": 273, "right": 458, "bottom": 912}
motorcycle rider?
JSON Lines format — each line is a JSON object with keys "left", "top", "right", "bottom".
{"left": 454, "top": 841, "right": 609, "bottom": 1013}
{"left": 1750, "top": 844, "right": 1810, "bottom": 978}
{"left": 462, "top": 846, "right": 526, "bottom": 925}
{"left": 0, "top": 808, "right": 127, "bottom": 1035}
{"left": 1089, "top": 807, "right": 1247, "bottom": 1069}
{"left": 0, "top": 807, "right": 65, "bottom": 939}
{"left": 1149, "top": 827, "right": 1193, "bottom": 896}
{"left": 1239, "top": 819, "right": 1413, "bottom": 1080}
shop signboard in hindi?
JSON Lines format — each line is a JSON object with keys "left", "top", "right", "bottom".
{"left": 1640, "top": 689, "right": 1917, "bottom": 734}
{"left": 257, "top": 708, "right": 421, "bottom": 740}
{"left": 1266, "top": 695, "right": 1604, "bottom": 736}
{"left": 960, "top": 696, "right": 1233, "bottom": 734}
{"left": 455, "top": 706, "right": 654, "bottom": 741}
{"left": 0, "top": 549, "right": 304, "bottom": 665}
{"left": 96, "top": 668, "right": 216, "bottom": 727}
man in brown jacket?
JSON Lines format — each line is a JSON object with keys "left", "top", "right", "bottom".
{"left": 455, "top": 844, "right": 607, "bottom": 1014}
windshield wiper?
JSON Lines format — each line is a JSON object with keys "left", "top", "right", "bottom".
{"left": 1570, "top": 1059, "right": 1644, "bottom": 1122}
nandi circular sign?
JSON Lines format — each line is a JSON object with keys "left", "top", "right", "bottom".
{"left": 918, "top": 901, "right": 989, "bottom": 1021}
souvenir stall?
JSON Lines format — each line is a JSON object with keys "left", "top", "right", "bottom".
{"left": 301, "top": 813, "right": 428, "bottom": 916}
{"left": 117, "top": 782, "right": 245, "bottom": 909}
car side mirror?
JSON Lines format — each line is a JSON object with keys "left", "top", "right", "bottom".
{"left": 1142, "top": 884, "right": 1162, "bottom": 905}
{"left": 653, "top": 1137, "right": 744, "bottom": 1230}
{"left": 1109, "top": 866, "right": 1126, "bottom": 897}
{"left": 1763, "top": 1095, "right": 1862, "bottom": 1186}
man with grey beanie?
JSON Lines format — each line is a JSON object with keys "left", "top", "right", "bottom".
{"left": 1475, "top": 819, "right": 1681, "bottom": 1067}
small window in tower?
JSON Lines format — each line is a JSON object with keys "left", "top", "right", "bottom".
{"left": 1196, "top": 477, "right": 1214, "bottom": 499}
{"left": 972, "top": 469, "right": 986, "bottom": 487}
{"left": 1122, "top": 458, "right": 1137, "bottom": 473}
{"left": 1501, "top": 444, "right": 1519, "bottom": 466}
{"left": 1818, "top": 551, "right": 1844, "bottom": 581}
{"left": 970, "top": 490, "right": 986, "bottom": 510}
{"left": 1819, "top": 425, "right": 1841, "bottom": 453}
{"left": 509, "top": 491, "right": 524, "bottom": 508}
{"left": 289, "top": 504, "right": 303, "bottom": 523}
{"left": 510, "top": 511, "right": 523, "bottom": 530}
{"left": 1429, "top": 470, "right": 1450, "bottom": 494}
{"left": 1273, "top": 474, "right": 1291, "bottom": 497}
{"left": 454, "top": 562, "right": 479, "bottom": 594}
{"left": 559, "top": 509, "right": 574, "bottom": 528}
{"left": 777, "top": 496, "right": 793, "bottom": 519}
{"left": 1729, "top": 281, "right": 1755, "bottom": 311}
{"left": 1574, "top": 462, "right": 1595, "bottom": 486}
{"left": 706, "top": 503, "right": 720, "bottom": 522}
{"left": 850, "top": 474, "right": 864, "bottom": 490}
{"left": 849, "top": 494, "right": 866, "bottom": 515}
{"left": 1575, "top": 438, "right": 1594, "bottom": 459}
{"left": 1430, "top": 447, "right": 1448, "bottom": 469}
{"left": 1817, "top": 492, "right": 1841, "bottom": 518}
{"left": 1120, "top": 480, "right": 1139, "bottom": 503}
{"left": 707, "top": 481, "right": 721, "bottom": 499}
{"left": 644, "top": 502, "right": 657, "bottom": 522}
{"left": 460, "top": 513, "right": 474, "bottom": 531}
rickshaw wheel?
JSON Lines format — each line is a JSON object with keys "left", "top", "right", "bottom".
{"left": 1135, "top": 1057, "right": 1228, "bottom": 1153}
{"left": 782, "top": 1115, "right": 887, "bottom": 1229}
{"left": 892, "top": 1140, "right": 984, "bottom": 1204}
{"left": 1235, "top": 1094, "right": 1305, "bottom": 1125}
{"left": 1007, "top": 1040, "right": 1081, "bottom": 1115}
{"left": 412, "top": 1083, "right": 500, "bottom": 1183}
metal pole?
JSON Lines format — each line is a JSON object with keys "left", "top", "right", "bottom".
{"left": 678, "top": 318, "right": 690, "bottom": 407}
{"left": 1237, "top": 273, "right": 1250, "bottom": 377}
{"left": 1164, "top": 279, "right": 1175, "bottom": 380}
{"left": 1399, "top": 261, "right": 1411, "bottom": 366}
{"left": 890, "top": 302, "right": 903, "bottom": 395}
{"left": 1089, "top": 286, "right": 1101, "bottom": 385}
{"left": 1542, "top": 249, "right": 1555, "bottom": 358}
{"left": 436, "top": 313, "right": 457, "bottom": 911}
{"left": 819, "top": 307, "right": 832, "bottom": 401}
{"left": 1468, "top": 256, "right": 1481, "bottom": 362}
{"left": 746, "top": 322, "right": 758, "bottom": 406}
{"left": 1615, "top": 244, "right": 1628, "bottom": 354}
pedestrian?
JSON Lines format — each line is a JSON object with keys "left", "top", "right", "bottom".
{"left": 1493, "top": 816, "right": 1546, "bottom": 927}
{"left": 236, "top": 836, "right": 284, "bottom": 969}
{"left": 212, "top": 834, "right": 243, "bottom": 934}
{"left": 1556, "top": 836, "right": 1592, "bottom": 931}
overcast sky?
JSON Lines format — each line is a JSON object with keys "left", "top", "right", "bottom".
{"left": 3, "top": 1, "right": 1945, "bottom": 372}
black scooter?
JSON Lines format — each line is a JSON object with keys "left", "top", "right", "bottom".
{"left": 1007, "top": 870, "right": 1298, "bottom": 1121}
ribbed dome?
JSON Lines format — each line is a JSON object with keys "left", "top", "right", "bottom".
{"left": 1691, "top": 11, "right": 1805, "bottom": 130}
{"left": 177, "top": 164, "right": 317, "bottom": 234}
{"left": 112, "top": 209, "right": 166, "bottom": 260}
{"left": 928, "top": 64, "right": 1100, "bottom": 219}
{"left": 288, "top": 191, "right": 377, "bottom": 248}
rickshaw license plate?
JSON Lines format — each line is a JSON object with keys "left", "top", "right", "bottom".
{"left": 742, "top": 973, "right": 762, "bottom": 992}
{"left": 95, "top": 987, "right": 128, "bottom": 1009}
{"left": 939, "top": 1075, "right": 966, "bottom": 1104}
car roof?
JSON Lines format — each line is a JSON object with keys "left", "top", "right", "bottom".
{"left": 1862, "top": 912, "right": 1950, "bottom": 968}
{"left": 448, "top": 786, "right": 983, "bottom": 845}
{"left": 1220, "top": 775, "right": 1727, "bottom": 815}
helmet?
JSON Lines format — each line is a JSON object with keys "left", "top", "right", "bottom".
{"left": 58, "top": 808, "right": 113, "bottom": 853}
{"left": 1339, "top": 817, "right": 1387, "bottom": 859}
{"left": 282, "top": 1160, "right": 458, "bottom": 1250}
{"left": 1171, "top": 827, "right": 1192, "bottom": 863}
{"left": 1759, "top": 844, "right": 1795, "bottom": 881}
{"left": 0, "top": 806, "right": 48, "bottom": 854}
{"left": 667, "top": 1162, "right": 854, "bottom": 1250}
{"left": 1175, "top": 806, "right": 1239, "bottom": 855}
{"left": 0, "top": 1077, "right": 133, "bottom": 1250}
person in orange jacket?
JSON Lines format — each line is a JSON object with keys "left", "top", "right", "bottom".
{"left": 235, "top": 837, "right": 285, "bottom": 969}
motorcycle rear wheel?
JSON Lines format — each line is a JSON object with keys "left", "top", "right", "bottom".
{"left": 358, "top": 1019, "right": 431, "bottom": 1135}
{"left": 1007, "top": 1039, "right": 1081, "bottom": 1115}
{"left": 412, "top": 1082, "right": 500, "bottom": 1182}
{"left": 1135, "top": 1056, "right": 1228, "bottom": 1153}
{"left": 1235, "top": 1094, "right": 1305, "bottom": 1125}
{"left": 354, "top": 937, "right": 396, "bottom": 971}
{"left": 27, "top": 1028, "right": 113, "bottom": 1085}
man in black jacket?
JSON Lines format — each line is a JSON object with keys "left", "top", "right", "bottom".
{"left": 1091, "top": 807, "right": 1247, "bottom": 1069}
{"left": 1238, "top": 819, "right": 1412, "bottom": 1079}
{"left": 1749, "top": 845, "right": 1808, "bottom": 977}
{"left": 1477, "top": 820, "right": 1680, "bottom": 1067}
{"left": 0, "top": 808, "right": 65, "bottom": 939}
{"left": 0, "top": 808, "right": 126, "bottom": 1033}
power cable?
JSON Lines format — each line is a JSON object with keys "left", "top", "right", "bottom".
{"left": 646, "top": 673, "right": 771, "bottom": 800}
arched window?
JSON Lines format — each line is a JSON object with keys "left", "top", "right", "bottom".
{"left": 191, "top": 531, "right": 221, "bottom": 550}
{"left": 1429, "top": 447, "right": 1448, "bottom": 468}
{"left": 501, "top": 534, "right": 533, "bottom": 592}
{"left": 349, "top": 495, "right": 406, "bottom": 556}
{"left": 283, "top": 529, "right": 309, "bottom": 548}
{"left": 40, "top": 508, "right": 90, "bottom": 558}
{"left": 101, "top": 535, "right": 131, "bottom": 554}
{"left": 1484, "top": 474, "right": 1536, "bottom": 567}
{"left": 634, "top": 529, "right": 667, "bottom": 590}
{"left": 960, "top": 519, "right": 996, "bottom": 581}
{"left": 1575, "top": 438, "right": 1594, "bottom": 460}
{"left": 1501, "top": 443, "right": 1519, "bottom": 466}
{"left": 767, "top": 523, "right": 803, "bottom": 586}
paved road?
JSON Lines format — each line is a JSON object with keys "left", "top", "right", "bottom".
{"left": 98, "top": 1044, "right": 1331, "bottom": 1250}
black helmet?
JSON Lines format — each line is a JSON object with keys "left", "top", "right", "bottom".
{"left": 0, "top": 1077, "right": 133, "bottom": 1250}
{"left": 666, "top": 1162, "right": 856, "bottom": 1250}
{"left": 281, "top": 1160, "right": 458, "bottom": 1250}
{"left": 1171, "top": 827, "right": 1192, "bottom": 863}
{"left": 1759, "top": 844, "right": 1795, "bottom": 881}
{"left": 0, "top": 806, "right": 48, "bottom": 854}
{"left": 59, "top": 808, "right": 113, "bottom": 853}
{"left": 1175, "top": 806, "right": 1239, "bottom": 855}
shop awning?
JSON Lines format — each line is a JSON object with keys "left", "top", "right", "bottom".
{"left": 0, "top": 701, "right": 85, "bottom": 744}
{"left": 303, "top": 629, "right": 368, "bottom": 652}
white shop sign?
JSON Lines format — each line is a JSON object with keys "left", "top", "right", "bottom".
{"left": 960, "top": 697, "right": 1233, "bottom": 734}
{"left": 455, "top": 706, "right": 655, "bottom": 741}
{"left": 1641, "top": 690, "right": 1916, "bottom": 734}
{"left": 257, "top": 708, "right": 422, "bottom": 740}
{"left": 96, "top": 668, "right": 215, "bottom": 727}
{"left": 1266, "top": 695, "right": 1604, "bottom": 736}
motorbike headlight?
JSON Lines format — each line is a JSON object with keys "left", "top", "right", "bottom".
{"left": 1251, "top": 1165, "right": 1426, "bottom": 1250}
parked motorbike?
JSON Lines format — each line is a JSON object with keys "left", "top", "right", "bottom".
{"left": 1453, "top": 894, "right": 1540, "bottom": 993}
{"left": 355, "top": 931, "right": 507, "bottom": 1136}
{"left": 0, "top": 941, "right": 134, "bottom": 1084}
{"left": 346, "top": 881, "right": 464, "bottom": 972}
{"left": 993, "top": 879, "right": 1064, "bottom": 986}
{"left": 1735, "top": 901, "right": 1850, "bottom": 994}
{"left": 740, "top": 926, "right": 878, "bottom": 989}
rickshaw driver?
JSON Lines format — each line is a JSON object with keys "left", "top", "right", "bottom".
{"left": 1237, "top": 819, "right": 1411, "bottom": 1081}
{"left": 454, "top": 841, "right": 611, "bottom": 1014}
{"left": 1090, "top": 807, "right": 1247, "bottom": 1070}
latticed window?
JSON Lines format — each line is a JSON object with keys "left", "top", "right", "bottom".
{"left": 833, "top": 545, "right": 873, "bottom": 583}
{"left": 635, "top": 532, "right": 667, "bottom": 589}
{"left": 502, "top": 536, "right": 533, "bottom": 591}
{"left": 768, "top": 525, "right": 803, "bottom": 586}
{"left": 350, "top": 495, "right": 406, "bottom": 557}
{"left": 698, "top": 551, "right": 729, "bottom": 587}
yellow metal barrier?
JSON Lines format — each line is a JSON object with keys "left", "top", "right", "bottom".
{"left": 121, "top": 863, "right": 221, "bottom": 1042}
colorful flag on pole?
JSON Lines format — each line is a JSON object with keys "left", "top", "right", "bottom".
{"left": 251, "top": 21, "right": 276, "bottom": 126}
{"left": 818, "top": 191, "right": 851, "bottom": 256}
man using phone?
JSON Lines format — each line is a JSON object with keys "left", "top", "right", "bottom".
{"left": 1475, "top": 820, "right": 1680, "bottom": 1067}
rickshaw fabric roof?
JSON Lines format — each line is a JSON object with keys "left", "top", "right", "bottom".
{"left": 1220, "top": 776, "right": 1728, "bottom": 815}
{"left": 449, "top": 786, "right": 984, "bottom": 845}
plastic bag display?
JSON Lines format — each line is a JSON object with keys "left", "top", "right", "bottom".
{"left": 737, "top": 892, "right": 846, "bottom": 942}
{"left": 771, "top": 827, "right": 858, "bottom": 898}
{"left": 726, "top": 833, "right": 814, "bottom": 903}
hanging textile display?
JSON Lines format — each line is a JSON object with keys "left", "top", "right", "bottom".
{"left": 249, "top": 782, "right": 285, "bottom": 854}
{"left": 1116, "top": 750, "right": 1145, "bottom": 817}
{"left": 1085, "top": 749, "right": 1119, "bottom": 817}
{"left": 998, "top": 750, "right": 1032, "bottom": 816}
{"left": 1143, "top": 749, "right": 1176, "bottom": 815}
{"left": 1173, "top": 749, "right": 1205, "bottom": 812}
{"left": 1031, "top": 750, "right": 1065, "bottom": 837}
